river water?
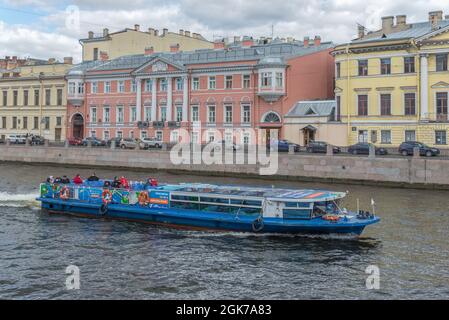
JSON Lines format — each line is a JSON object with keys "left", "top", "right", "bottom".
{"left": 0, "top": 162, "right": 448, "bottom": 299}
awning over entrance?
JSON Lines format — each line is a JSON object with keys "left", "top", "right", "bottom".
{"left": 301, "top": 125, "right": 317, "bottom": 132}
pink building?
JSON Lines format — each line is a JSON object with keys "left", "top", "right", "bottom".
{"left": 66, "top": 36, "right": 334, "bottom": 144}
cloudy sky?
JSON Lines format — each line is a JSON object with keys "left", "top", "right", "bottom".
{"left": 0, "top": 0, "right": 447, "bottom": 63}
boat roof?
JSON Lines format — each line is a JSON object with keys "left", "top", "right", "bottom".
{"left": 160, "top": 183, "right": 346, "bottom": 202}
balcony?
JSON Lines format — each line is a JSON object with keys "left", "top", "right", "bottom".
{"left": 422, "top": 113, "right": 449, "bottom": 123}
{"left": 67, "top": 92, "right": 84, "bottom": 106}
{"left": 257, "top": 87, "right": 285, "bottom": 102}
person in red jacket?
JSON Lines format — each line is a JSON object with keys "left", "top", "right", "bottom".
{"left": 73, "top": 174, "right": 83, "bottom": 185}
{"left": 119, "top": 176, "right": 129, "bottom": 189}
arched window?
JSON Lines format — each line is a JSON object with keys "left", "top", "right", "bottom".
{"left": 263, "top": 112, "right": 281, "bottom": 123}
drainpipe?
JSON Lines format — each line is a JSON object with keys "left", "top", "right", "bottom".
{"left": 345, "top": 44, "right": 351, "bottom": 146}
{"left": 411, "top": 39, "right": 421, "bottom": 138}
{"left": 39, "top": 73, "right": 43, "bottom": 137}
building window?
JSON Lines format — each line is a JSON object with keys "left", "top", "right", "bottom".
{"left": 56, "top": 117, "right": 62, "bottom": 126}
{"left": 243, "top": 74, "right": 251, "bottom": 89}
{"left": 436, "top": 92, "right": 448, "bottom": 117}
{"left": 176, "top": 106, "right": 182, "bottom": 122}
{"left": 191, "top": 106, "right": 199, "bottom": 122}
{"left": 436, "top": 54, "right": 448, "bottom": 72}
{"left": 156, "top": 131, "right": 162, "bottom": 141}
{"left": 275, "top": 72, "right": 283, "bottom": 88}
{"left": 192, "top": 77, "right": 200, "bottom": 90}
{"left": 33, "top": 117, "right": 39, "bottom": 129}
{"left": 144, "top": 106, "right": 152, "bottom": 121}
{"left": 381, "top": 130, "right": 391, "bottom": 144}
{"left": 404, "top": 57, "right": 415, "bottom": 73}
{"left": 405, "top": 130, "right": 416, "bottom": 142}
{"left": 93, "top": 48, "right": 98, "bottom": 61}
{"left": 104, "top": 106, "right": 110, "bottom": 123}
{"left": 104, "top": 81, "right": 111, "bottom": 93}
{"left": 141, "top": 131, "right": 147, "bottom": 139}
{"left": 13, "top": 90, "right": 18, "bottom": 106}
{"left": 435, "top": 130, "right": 447, "bottom": 145}
{"left": 77, "top": 83, "right": 84, "bottom": 95}
{"left": 12, "top": 116, "right": 17, "bottom": 129}
{"left": 207, "top": 131, "right": 215, "bottom": 142}
{"left": 358, "top": 95, "right": 368, "bottom": 116}
{"left": 225, "top": 75, "right": 233, "bottom": 89}
{"left": 171, "top": 131, "right": 179, "bottom": 143}
{"left": 91, "top": 107, "right": 97, "bottom": 123}
{"left": 380, "top": 94, "right": 391, "bottom": 115}
{"left": 145, "top": 79, "right": 152, "bottom": 92}
{"left": 160, "top": 106, "right": 167, "bottom": 122}
{"left": 1, "top": 116, "right": 6, "bottom": 129}
{"left": 131, "top": 79, "right": 137, "bottom": 92}
{"left": 224, "top": 105, "right": 232, "bottom": 123}
{"left": 261, "top": 72, "right": 272, "bottom": 87}
{"left": 45, "top": 89, "right": 51, "bottom": 106}
{"left": 23, "top": 90, "right": 28, "bottom": 106}
{"left": 117, "top": 106, "right": 124, "bottom": 123}
{"left": 242, "top": 105, "right": 251, "bottom": 123}
{"left": 2, "top": 91, "right": 6, "bottom": 106}
{"left": 336, "top": 62, "right": 341, "bottom": 78}
{"left": 130, "top": 106, "right": 137, "bottom": 122}
{"left": 104, "top": 131, "right": 110, "bottom": 140}
{"left": 91, "top": 82, "right": 98, "bottom": 93}
{"left": 129, "top": 131, "right": 134, "bottom": 139}
{"left": 34, "top": 90, "right": 39, "bottom": 105}
{"left": 118, "top": 80, "right": 125, "bottom": 93}
{"left": 117, "top": 131, "right": 123, "bottom": 138}
{"left": 358, "top": 60, "right": 368, "bottom": 76}
{"left": 22, "top": 117, "right": 28, "bottom": 129}
{"left": 208, "top": 105, "right": 216, "bottom": 123}
{"left": 44, "top": 117, "right": 50, "bottom": 130}
{"left": 91, "top": 130, "right": 96, "bottom": 138}
{"left": 224, "top": 131, "right": 233, "bottom": 144}
{"left": 336, "top": 96, "right": 341, "bottom": 121}
{"left": 176, "top": 78, "right": 183, "bottom": 91}
{"left": 404, "top": 93, "right": 416, "bottom": 115}
{"left": 160, "top": 79, "right": 167, "bottom": 91}
{"left": 208, "top": 76, "right": 216, "bottom": 90}
{"left": 191, "top": 132, "right": 199, "bottom": 144}
{"left": 358, "top": 130, "right": 368, "bottom": 143}
{"left": 380, "top": 58, "right": 391, "bottom": 75}
{"left": 68, "top": 82, "right": 76, "bottom": 95}
{"left": 243, "top": 132, "right": 250, "bottom": 145}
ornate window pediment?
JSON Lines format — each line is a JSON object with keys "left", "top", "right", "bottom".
{"left": 431, "top": 81, "right": 449, "bottom": 89}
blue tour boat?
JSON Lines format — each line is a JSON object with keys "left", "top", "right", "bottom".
{"left": 37, "top": 179, "right": 380, "bottom": 235}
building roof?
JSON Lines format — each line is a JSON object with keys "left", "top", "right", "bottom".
{"left": 285, "top": 100, "right": 336, "bottom": 117}
{"left": 70, "top": 41, "right": 333, "bottom": 74}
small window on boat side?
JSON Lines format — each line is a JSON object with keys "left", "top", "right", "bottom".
{"left": 200, "top": 197, "right": 229, "bottom": 204}
{"left": 230, "top": 199, "right": 262, "bottom": 207}
{"left": 283, "top": 209, "right": 311, "bottom": 220}
{"left": 172, "top": 195, "right": 199, "bottom": 202}
{"left": 285, "top": 202, "right": 298, "bottom": 208}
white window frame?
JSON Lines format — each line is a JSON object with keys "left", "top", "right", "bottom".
{"left": 242, "top": 74, "right": 251, "bottom": 89}
{"left": 104, "top": 81, "right": 111, "bottom": 93}
{"left": 192, "top": 77, "right": 200, "bottom": 91}
{"left": 91, "top": 107, "right": 97, "bottom": 123}
{"left": 208, "top": 76, "right": 216, "bottom": 90}
{"left": 191, "top": 105, "right": 199, "bottom": 122}
{"left": 208, "top": 105, "right": 216, "bottom": 123}
{"left": 130, "top": 106, "right": 137, "bottom": 123}
{"left": 224, "top": 105, "right": 233, "bottom": 123}
{"left": 103, "top": 106, "right": 110, "bottom": 123}
{"left": 91, "top": 82, "right": 98, "bottom": 94}
{"left": 241, "top": 104, "right": 251, "bottom": 123}
{"left": 116, "top": 106, "right": 124, "bottom": 123}
{"left": 118, "top": 80, "right": 125, "bottom": 93}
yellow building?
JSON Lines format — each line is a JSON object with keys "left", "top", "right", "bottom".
{"left": 0, "top": 57, "right": 73, "bottom": 141}
{"left": 81, "top": 25, "right": 213, "bottom": 61}
{"left": 333, "top": 10, "right": 449, "bottom": 147}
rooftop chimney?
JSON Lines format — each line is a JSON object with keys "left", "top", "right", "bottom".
{"left": 100, "top": 51, "right": 109, "bottom": 61}
{"left": 303, "top": 36, "right": 309, "bottom": 48}
{"left": 381, "top": 16, "right": 394, "bottom": 34}
{"left": 396, "top": 15, "right": 407, "bottom": 25}
{"left": 170, "top": 43, "right": 180, "bottom": 53}
{"left": 154, "top": 29, "right": 159, "bottom": 36}
{"left": 163, "top": 28, "right": 168, "bottom": 36}
{"left": 48, "top": 58, "right": 56, "bottom": 64}
{"left": 184, "top": 30, "right": 190, "bottom": 37}
{"left": 357, "top": 25, "right": 365, "bottom": 39}
{"left": 233, "top": 36, "right": 240, "bottom": 43}
{"left": 88, "top": 31, "right": 94, "bottom": 39}
{"left": 192, "top": 33, "right": 200, "bottom": 39}
{"left": 103, "top": 28, "right": 109, "bottom": 37}
{"left": 134, "top": 24, "right": 140, "bottom": 31}
{"left": 314, "top": 35, "right": 321, "bottom": 46}
{"left": 429, "top": 10, "right": 443, "bottom": 30}
{"left": 214, "top": 39, "right": 225, "bottom": 50}
{"left": 145, "top": 46, "right": 154, "bottom": 55}
{"left": 242, "top": 36, "right": 254, "bottom": 47}
{"left": 63, "top": 57, "right": 73, "bottom": 65}
{"left": 179, "top": 29, "right": 184, "bottom": 35}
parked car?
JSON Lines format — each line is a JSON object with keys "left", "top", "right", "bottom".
{"left": 398, "top": 141, "right": 440, "bottom": 157}
{"left": 0, "top": 137, "right": 4, "bottom": 144}
{"left": 347, "top": 143, "right": 388, "bottom": 155}
{"left": 269, "top": 139, "right": 300, "bottom": 152}
{"left": 120, "top": 138, "right": 138, "bottom": 149}
{"left": 140, "top": 137, "right": 163, "bottom": 149}
{"left": 82, "top": 137, "right": 106, "bottom": 147}
{"left": 68, "top": 137, "right": 83, "bottom": 146}
{"left": 7, "top": 134, "right": 26, "bottom": 144}
{"left": 107, "top": 137, "right": 122, "bottom": 148}
{"left": 306, "top": 141, "right": 341, "bottom": 154}
{"left": 209, "top": 139, "right": 241, "bottom": 151}
{"left": 30, "top": 135, "right": 45, "bottom": 145}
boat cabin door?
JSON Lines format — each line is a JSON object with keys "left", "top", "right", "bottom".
{"left": 262, "top": 200, "right": 284, "bottom": 218}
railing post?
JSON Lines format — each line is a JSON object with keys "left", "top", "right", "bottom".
{"left": 110, "top": 141, "right": 116, "bottom": 150}
{"left": 326, "top": 144, "right": 333, "bottom": 156}
{"left": 44, "top": 139, "right": 49, "bottom": 147}
{"left": 25, "top": 137, "right": 31, "bottom": 146}
{"left": 413, "top": 146, "right": 420, "bottom": 158}
{"left": 368, "top": 144, "right": 376, "bottom": 158}
{"left": 65, "top": 139, "right": 69, "bottom": 148}
{"left": 87, "top": 140, "right": 92, "bottom": 148}
{"left": 288, "top": 144, "right": 295, "bottom": 154}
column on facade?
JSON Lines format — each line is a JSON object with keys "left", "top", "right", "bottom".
{"left": 182, "top": 76, "right": 188, "bottom": 122}
{"left": 420, "top": 54, "right": 429, "bottom": 120}
{"left": 166, "top": 76, "right": 172, "bottom": 122}
{"left": 136, "top": 78, "right": 142, "bottom": 122}
{"left": 151, "top": 77, "right": 157, "bottom": 121}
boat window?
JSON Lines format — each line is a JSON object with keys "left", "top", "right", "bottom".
{"left": 200, "top": 197, "right": 230, "bottom": 204}
{"left": 283, "top": 209, "right": 311, "bottom": 220}
{"left": 172, "top": 194, "right": 199, "bottom": 202}
{"left": 170, "top": 201, "right": 199, "bottom": 210}
{"left": 230, "top": 199, "right": 262, "bottom": 207}
{"left": 312, "top": 201, "right": 339, "bottom": 216}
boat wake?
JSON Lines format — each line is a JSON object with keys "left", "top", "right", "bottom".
{"left": 0, "top": 191, "right": 40, "bottom": 208}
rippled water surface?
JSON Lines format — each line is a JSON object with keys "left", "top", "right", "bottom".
{"left": 0, "top": 163, "right": 448, "bottom": 299}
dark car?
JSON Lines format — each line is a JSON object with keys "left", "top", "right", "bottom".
{"left": 398, "top": 141, "right": 440, "bottom": 157}
{"left": 30, "top": 135, "right": 45, "bottom": 145}
{"left": 306, "top": 141, "right": 341, "bottom": 154}
{"left": 107, "top": 137, "right": 122, "bottom": 148}
{"left": 68, "top": 137, "right": 83, "bottom": 146}
{"left": 82, "top": 137, "right": 106, "bottom": 147}
{"left": 269, "top": 139, "right": 300, "bottom": 152}
{"left": 347, "top": 143, "right": 388, "bottom": 155}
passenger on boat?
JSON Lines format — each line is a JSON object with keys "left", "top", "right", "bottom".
{"left": 87, "top": 172, "right": 99, "bottom": 182}
{"left": 73, "top": 174, "right": 83, "bottom": 185}
{"left": 144, "top": 177, "right": 158, "bottom": 188}
{"left": 103, "top": 180, "right": 111, "bottom": 188}
{"left": 54, "top": 176, "right": 62, "bottom": 184}
{"left": 119, "top": 176, "right": 130, "bottom": 189}
{"left": 46, "top": 176, "right": 54, "bottom": 184}
{"left": 61, "top": 176, "right": 70, "bottom": 184}
{"left": 111, "top": 176, "right": 121, "bottom": 189}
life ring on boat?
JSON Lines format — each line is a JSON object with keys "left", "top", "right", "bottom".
{"left": 322, "top": 214, "right": 340, "bottom": 222}
{"left": 99, "top": 203, "right": 108, "bottom": 216}
{"left": 138, "top": 191, "right": 149, "bottom": 206}
{"left": 102, "top": 189, "right": 112, "bottom": 204}
{"left": 252, "top": 216, "right": 264, "bottom": 232}
{"left": 59, "top": 186, "right": 70, "bottom": 200}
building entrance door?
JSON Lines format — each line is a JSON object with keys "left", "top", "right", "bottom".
{"left": 55, "top": 128, "right": 61, "bottom": 141}
{"left": 72, "top": 114, "right": 84, "bottom": 139}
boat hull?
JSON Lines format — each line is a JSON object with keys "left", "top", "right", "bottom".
{"left": 38, "top": 198, "right": 378, "bottom": 235}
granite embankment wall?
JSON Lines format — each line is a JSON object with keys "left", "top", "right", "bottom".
{"left": 1, "top": 145, "right": 449, "bottom": 189}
